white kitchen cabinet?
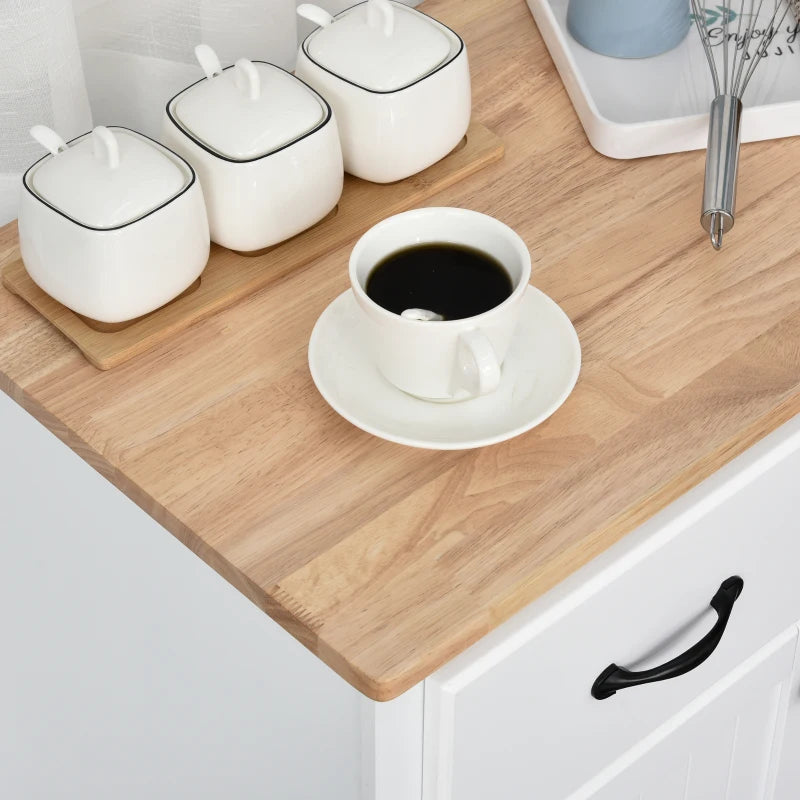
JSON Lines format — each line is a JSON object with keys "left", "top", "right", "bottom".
{"left": 2, "top": 386, "right": 800, "bottom": 800}
{"left": 423, "top": 412, "right": 800, "bottom": 800}
{"left": 585, "top": 628, "right": 797, "bottom": 800}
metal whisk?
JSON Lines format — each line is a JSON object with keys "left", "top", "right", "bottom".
{"left": 691, "top": 0, "right": 793, "bottom": 249}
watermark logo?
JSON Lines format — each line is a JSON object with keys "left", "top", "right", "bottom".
{"left": 692, "top": 5, "right": 738, "bottom": 25}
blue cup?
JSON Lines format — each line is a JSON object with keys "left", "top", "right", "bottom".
{"left": 567, "top": 0, "right": 691, "bottom": 59}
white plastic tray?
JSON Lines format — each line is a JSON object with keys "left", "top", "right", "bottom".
{"left": 526, "top": 0, "right": 800, "bottom": 158}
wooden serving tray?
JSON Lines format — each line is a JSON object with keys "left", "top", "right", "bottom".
{"left": 3, "top": 122, "right": 503, "bottom": 370}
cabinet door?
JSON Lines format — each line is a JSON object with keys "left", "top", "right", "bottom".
{"left": 422, "top": 416, "right": 800, "bottom": 800}
{"left": 585, "top": 628, "right": 797, "bottom": 800}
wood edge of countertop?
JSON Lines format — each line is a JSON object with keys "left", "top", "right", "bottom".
{"left": 0, "top": 354, "right": 395, "bottom": 700}
{"left": 2, "top": 356, "right": 799, "bottom": 701}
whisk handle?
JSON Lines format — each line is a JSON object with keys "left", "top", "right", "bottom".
{"left": 701, "top": 94, "right": 742, "bottom": 250}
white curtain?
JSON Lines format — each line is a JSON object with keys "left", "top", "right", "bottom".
{"left": 1, "top": 0, "right": 92, "bottom": 226}
{"left": 0, "top": 0, "right": 418, "bottom": 226}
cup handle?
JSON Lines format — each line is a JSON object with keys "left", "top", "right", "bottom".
{"left": 454, "top": 330, "right": 501, "bottom": 397}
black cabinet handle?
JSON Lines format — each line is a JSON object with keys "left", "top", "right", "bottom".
{"left": 591, "top": 576, "right": 744, "bottom": 700}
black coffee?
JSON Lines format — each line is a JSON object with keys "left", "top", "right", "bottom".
{"left": 365, "top": 243, "right": 513, "bottom": 321}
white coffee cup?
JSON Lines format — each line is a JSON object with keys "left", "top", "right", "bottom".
{"left": 349, "top": 207, "right": 532, "bottom": 401}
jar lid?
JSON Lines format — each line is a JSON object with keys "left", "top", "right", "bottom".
{"left": 26, "top": 125, "right": 190, "bottom": 230}
{"left": 298, "top": 0, "right": 453, "bottom": 92}
{"left": 171, "top": 46, "right": 326, "bottom": 161}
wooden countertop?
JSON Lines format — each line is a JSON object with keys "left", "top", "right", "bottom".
{"left": 2, "top": 0, "right": 800, "bottom": 701}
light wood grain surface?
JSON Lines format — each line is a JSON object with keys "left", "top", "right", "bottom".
{"left": 1, "top": 0, "right": 799, "bottom": 700}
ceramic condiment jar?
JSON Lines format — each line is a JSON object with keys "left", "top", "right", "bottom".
{"left": 296, "top": 0, "right": 471, "bottom": 183}
{"left": 18, "top": 124, "right": 209, "bottom": 324}
{"left": 162, "top": 45, "right": 343, "bottom": 253}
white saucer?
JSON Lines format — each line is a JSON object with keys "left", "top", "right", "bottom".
{"left": 308, "top": 287, "right": 581, "bottom": 450}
